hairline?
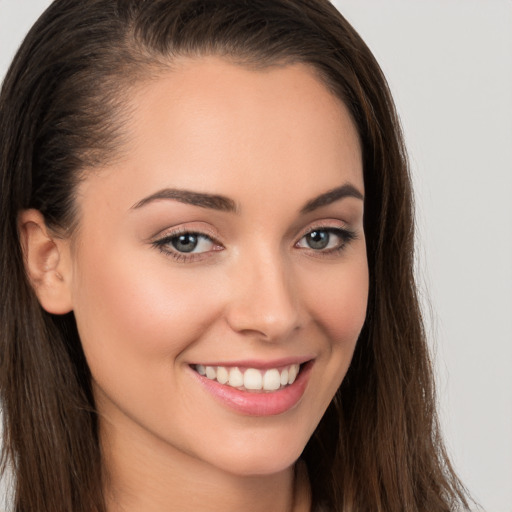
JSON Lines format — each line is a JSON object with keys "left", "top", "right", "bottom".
{"left": 62, "top": 50, "right": 359, "bottom": 238}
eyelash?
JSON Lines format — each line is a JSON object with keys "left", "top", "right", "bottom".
{"left": 152, "top": 225, "right": 357, "bottom": 263}
{"left": 152, "top": 228, "right": 222, "bottom": 263}
{"left": 295, "top": 226, "right": 357, "bottom": 255}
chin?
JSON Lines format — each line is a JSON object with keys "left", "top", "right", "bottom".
{"left": 216, "top": 449, "right": 302, "bottom": 478}
{"left": 193, "top": 425, "right": 313, "bottom": 478}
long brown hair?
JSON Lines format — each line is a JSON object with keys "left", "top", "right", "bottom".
{"left": 0, "top": 1, "right": 471, "bottom": 510}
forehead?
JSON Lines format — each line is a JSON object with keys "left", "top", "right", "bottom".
{"left": 78, "top": 56, "right": 363, "bottom": 214}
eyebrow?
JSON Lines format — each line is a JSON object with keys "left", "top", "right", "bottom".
{"left": 131, "top": 188, "right": 237, "bottom": 212}
{"left": 130, "top": 182, "right": 363, "bottom": 214}
{"left": 299, "top": 183, "right": 364, "bottom": 214}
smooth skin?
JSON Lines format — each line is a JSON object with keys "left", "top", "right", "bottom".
{"left": 20, "top": 57, "right": 368, "bottom": 512}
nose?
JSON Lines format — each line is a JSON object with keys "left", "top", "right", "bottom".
{"left": 224, "top": 249, "right": 302, "bottom": 342}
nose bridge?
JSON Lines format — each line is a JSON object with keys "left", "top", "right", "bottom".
{"left": 226, "top": 243, "right": 301, "bottom": 341}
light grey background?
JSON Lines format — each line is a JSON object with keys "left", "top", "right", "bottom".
{"left": 333, "top": 2, "right": 512, "bottom": 511}
{"left": 1, "top": 1, "right": 511, "bottom": 511}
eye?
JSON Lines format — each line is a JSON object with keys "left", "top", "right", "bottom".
{"left": 169, "top": 233, "right": 213, "bottom": 253}
{"left": 296, "top": 227, "right": 356, "bottom": 252}
{"left": 153, "top": 230, "right": 222, "bottom": 261}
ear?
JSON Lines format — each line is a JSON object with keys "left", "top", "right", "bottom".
{"left": 18, "top": 209, "right": 73, "bottom": 315}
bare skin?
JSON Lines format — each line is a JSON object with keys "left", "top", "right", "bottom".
{"left": 20, "top": 57, "right": 367, "bottom": 511}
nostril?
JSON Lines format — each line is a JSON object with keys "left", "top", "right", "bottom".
{"left": 224, "top": 261, "right": 302, "bottom": 340}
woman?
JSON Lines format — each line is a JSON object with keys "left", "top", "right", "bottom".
{"left": 0, "top": 1, "right": 471, "bottom": 511}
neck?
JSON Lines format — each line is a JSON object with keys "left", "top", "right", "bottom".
{"left": 100, "top": 415, "right": 310, "bottom": 512}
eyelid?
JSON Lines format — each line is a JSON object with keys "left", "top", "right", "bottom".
{"left": 149, "top": 220, "right": 358, "bottom": 263}
{"left": 296, "top": 219, "right": 353, "bottom": 239}
{"left": 150, "top": 222, "right": 223, "bottom": 245}
{"left": 150, "top": 224, "right": 224, "bottom": 262}
{"left": 295, "top": 221, "right": 358, "bottom": 254}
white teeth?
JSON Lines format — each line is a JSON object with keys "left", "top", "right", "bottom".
{"left": 288, "top": 364, "right": 299, "bottom": 384}
{"left": 244, "top": 368, "right": 263, "bottom": 390}
{"left": 205, "top": 366, "right": 216, "bottom": 380}
{"left": 216, "top": 366, "right": 229, "bottom": 384}
{"left": 263, "top": 369, "right": 281, "bottom": 391}
{"left": 196, "top": 363, "right": 303, "bottom": 392}
{"left": 228, "top": 367, "right": 244, "bottom": 387}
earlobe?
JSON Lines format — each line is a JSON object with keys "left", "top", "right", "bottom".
{"left": 18, "top": 209, "right": 73, "bottom": 315}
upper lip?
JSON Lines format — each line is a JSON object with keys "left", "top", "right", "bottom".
{"left": 189, "top": 356, "right": 314, "bottom": 370}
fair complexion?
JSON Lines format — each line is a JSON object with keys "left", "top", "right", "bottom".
{"left": 20, "top": 57, "right": 368, "bottom": 512}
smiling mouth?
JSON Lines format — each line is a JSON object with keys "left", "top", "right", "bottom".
{"left": 192, "top": 363, "right": 302, "bottom": 393}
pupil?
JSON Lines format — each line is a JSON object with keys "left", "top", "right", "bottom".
{"left": 172, "top": 234, "right": 198, "bottom": 253}
{"left": 307, "top": 231, "right": 329, "bottom": 249}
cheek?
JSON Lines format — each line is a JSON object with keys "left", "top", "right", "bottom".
{"left": 70, "top": 246, "right": 224, "bottom": 386}
{"left": 306, "top": 255, "right": 369, "bottom": 348}
{"left": 304, "top": 250, "right": 368, "bottom": 403}
{"left": 289, "top": 253, "right": 368, "bottom": 441}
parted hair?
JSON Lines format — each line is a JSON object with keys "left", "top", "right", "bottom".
{"left": 0, "top": 1, "right": 470, "bottom": 511}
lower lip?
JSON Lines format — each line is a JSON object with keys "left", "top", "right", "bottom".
{"left": 191, "top": 362, "right": 313, "bottom": 416}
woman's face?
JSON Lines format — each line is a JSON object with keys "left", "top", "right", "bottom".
{"left": 67, "top": 57, "right": 368, "bottom": 476}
